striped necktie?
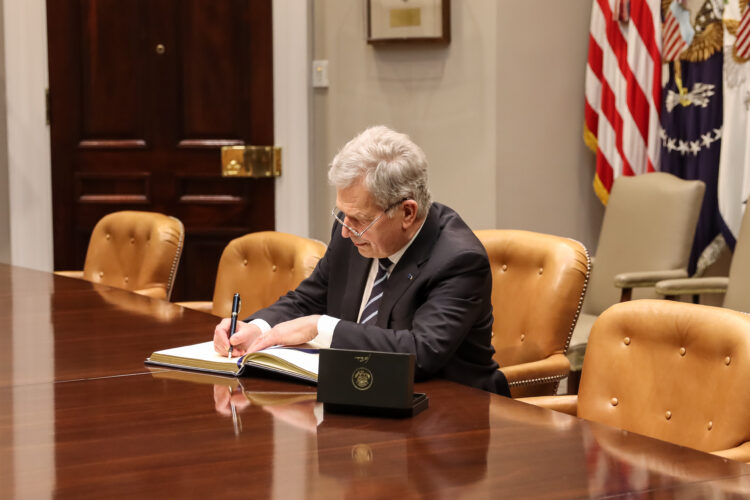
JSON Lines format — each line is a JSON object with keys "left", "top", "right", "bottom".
{"left": 359, "top": 258, "right": 392, "bottom": 325}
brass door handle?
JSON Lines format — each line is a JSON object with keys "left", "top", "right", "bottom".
{"left": 221, "top": 146, "right": 281, "bottom": 178}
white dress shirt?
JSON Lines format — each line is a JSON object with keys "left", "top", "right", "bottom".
{"left": 249, "top": 221, "right": 424, "bottom": 348}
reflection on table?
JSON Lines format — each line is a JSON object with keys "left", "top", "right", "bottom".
{"left": 2, "top": 263, "right": 750, "bottom": 498}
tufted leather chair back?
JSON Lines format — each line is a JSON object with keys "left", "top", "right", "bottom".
{"left": 579, "top": 299, "right": 750, "bottom": 454}
{"left": 476, "top": 229, "right": 590, "bottom": 397}
{"left": 82, "top": 211, "right": 184, "bottom": 300}
{"left": 210, "top": 231, "right": 327, "bottom": 318}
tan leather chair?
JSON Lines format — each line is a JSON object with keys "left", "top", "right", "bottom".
{"left": 567, "top": 172, "right": 705, "bottom": 379}
{"left": 475, "top": 230, "right": 590, "bottom": 397}
{"left": 654, "top": 204, "right": 750, "bottom": 314}
{"left": 179, "top": 231, "right": 326, "bottom": 318}
{"left": 520, "top": 299, "right": 750, "bottom": 463}
{"left": 55, "top": 211, "right": 184, "bottom": 300}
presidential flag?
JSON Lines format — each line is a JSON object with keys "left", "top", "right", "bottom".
{"left": 659, "top": 0, "right": 726, "bottom": 273}
{"left": 584, "top": 0, "right": 662, "bottom": 204}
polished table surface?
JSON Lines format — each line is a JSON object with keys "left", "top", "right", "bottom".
{"left": 2, "top": 263, "right": 750, "bottom": 498}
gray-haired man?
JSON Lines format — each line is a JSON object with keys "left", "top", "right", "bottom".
{"left": 214, "top": 125, "right": 509, "bottom": 396}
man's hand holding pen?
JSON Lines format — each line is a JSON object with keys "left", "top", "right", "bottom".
{"left": 213, "top": 315, "right": 321, "bottom": 357}
{"left": 213, "top": 319, "right": 263, "bottom": 357}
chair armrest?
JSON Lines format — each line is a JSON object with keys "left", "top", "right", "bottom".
{"left": 503, "top": 354, "right": 570, "bottom": 387}
{"left": 654, "top": 276, "right": 729, "bottom": 297}
{"left": 712, "top": 441, "right": 750, "bottom": 463}
{"left": 614, "top": 269, "right": 688, "bottom": 289}
{"left": 516, "top": 395, "right": 579, "bottom": 416}
{"left": 615, "top": 269, "right": 689, "bottom": 301}
{"left": 134, "top": 287, "right": 167, "bottom": 300}
{"left": 177, "top": 301, "right": 216, "bottom": 315}
{"left": 54, "top": 270, "right": 84, "bottom": 279}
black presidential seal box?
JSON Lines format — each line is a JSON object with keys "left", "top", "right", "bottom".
{"left": 317, "top": 348, "right": 429, "bottom": 418}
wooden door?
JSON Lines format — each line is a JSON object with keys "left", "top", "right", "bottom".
{"left": 46, "top": 0, "right": 275, "bottom": 301}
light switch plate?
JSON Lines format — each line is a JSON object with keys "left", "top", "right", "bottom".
{"left": 312, "top": 59, "right": 329, "bottom": 88}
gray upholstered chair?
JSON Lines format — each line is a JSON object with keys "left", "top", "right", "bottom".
{"left": 566, "top": 173, "right": 704, "bottom": 388}
{"left": 475, "top": 230, "right": 590, "bottom": 397}
{"left": 654, "top": 204, "right": 750, "bottom": 313}
{"left": 178, "top": 231, "right": 326, "bottom": 318}
{"left": 55, "top": 211, "right": 185, "bottom": 300}
{"left": 520, "top": 299, "right": 750, "bottom": 463}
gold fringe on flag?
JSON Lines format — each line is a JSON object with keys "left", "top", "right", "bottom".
{"left": 593, "top": 173, "right": 610, "bottom": 206}
{"left": 583, "top": 122, "right": 598, "bottom": 154}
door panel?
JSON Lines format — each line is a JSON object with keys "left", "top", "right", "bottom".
{"left": 80, "top": 1, "right": 147, "bottom": 143}
{"left": 179, "top": 2, "right": 244, "bottom": 140}
{"left": 48, "top": 0, "right": 275, "bottom": 301}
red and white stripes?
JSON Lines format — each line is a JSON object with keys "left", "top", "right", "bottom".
{"left": 662, "top": 7, "right": 688, "bottom": 61}
{"left": 735, "top": 6, "right": 750, "bottom": 59}
{"left": 584, "top": 0, "right": 662, "bottom": 204}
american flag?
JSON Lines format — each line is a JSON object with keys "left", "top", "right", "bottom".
{"left": 735, "top": 5, "right": 750, "bottom": 60}
{"left": 662, "top": 4, "right": 689, "bottom": 61}
{"left": 584, "top": 0, "right": 662, "bottom": 204}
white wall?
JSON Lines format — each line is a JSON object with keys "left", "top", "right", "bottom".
{"left": 273, "top": 0, "right": 313, "bottom": 237}
{"left": 2, "top": 0, "right": 52, "bottom": 270}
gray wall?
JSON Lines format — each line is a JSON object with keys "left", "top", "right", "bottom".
{"left": 496, "top": 0, "right": 603, "bottom": 246}
{"left": 312, "top": 0, "right": 603, "bottom": 252}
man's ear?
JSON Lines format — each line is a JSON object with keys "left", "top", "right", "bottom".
{"left": 401, "top": 200, "right": 419, "bottom": 229}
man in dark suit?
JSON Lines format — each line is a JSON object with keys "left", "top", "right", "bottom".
{"left": 214, "top": 126, "right": 510, "bottom": 396}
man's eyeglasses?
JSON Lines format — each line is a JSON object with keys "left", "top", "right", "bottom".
{"left": 330, "top": 199, "right": 407, "bottom": 239}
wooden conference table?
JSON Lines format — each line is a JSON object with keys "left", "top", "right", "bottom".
{"left": 2, "top": 263, "right": 750, "bottom": 498}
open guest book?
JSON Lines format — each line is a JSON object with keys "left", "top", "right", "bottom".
{"left": 146, "top": 341, "right": 319, "bottom": 383}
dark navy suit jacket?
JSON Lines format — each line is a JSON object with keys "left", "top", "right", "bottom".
{"left": 250, "top": 202, "right": 510, "bottom": 396}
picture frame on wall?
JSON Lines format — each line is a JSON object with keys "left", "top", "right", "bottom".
{"left": 366, "top": 0, "right": 450, "bottom": 45}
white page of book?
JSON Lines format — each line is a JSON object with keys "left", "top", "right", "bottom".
{"left": 154, "top": 341, "right": 319, "bottom": 375}
{"left": 156, "top": 341, "right": 239, "bottom": 366}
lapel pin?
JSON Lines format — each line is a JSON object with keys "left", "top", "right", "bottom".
{"left": 408, "top": 273, "right": 414, "bottom": 280}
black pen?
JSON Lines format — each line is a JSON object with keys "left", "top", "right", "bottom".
{"left": 227, "top": 292, "right": 241, "bottom": 358}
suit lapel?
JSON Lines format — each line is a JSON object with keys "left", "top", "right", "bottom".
{"left": 377, "top": 205, "right": 440, "bottom": 327}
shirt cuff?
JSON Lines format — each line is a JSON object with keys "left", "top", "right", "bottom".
{"left": 248, "top": 318, "right": 271, "bottom": 334}
{"left": 312, "top": 314, "right": 339, "bottom": 348}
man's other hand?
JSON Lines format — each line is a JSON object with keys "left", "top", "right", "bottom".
{"left": 247, "top": 315, "right": 321, "bottom": 353}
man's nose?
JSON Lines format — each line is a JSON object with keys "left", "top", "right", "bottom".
{"left": 341, "top": 223, "right": 352, "bottom": 239}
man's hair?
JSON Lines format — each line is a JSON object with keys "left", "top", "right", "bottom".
{"left": 328, "top": 125, "right": 432, "bottom": 218}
